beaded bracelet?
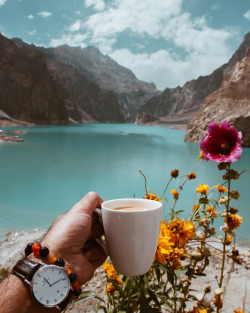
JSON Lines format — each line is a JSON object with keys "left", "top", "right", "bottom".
{"left": 25, "top": 242, "right": 82, "bottom": 297}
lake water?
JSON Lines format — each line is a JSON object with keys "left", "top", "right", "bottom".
{"left": 0, "top": 124, "right": 249, "bottom": 243}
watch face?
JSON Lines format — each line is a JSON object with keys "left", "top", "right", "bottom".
{"left": 32, "top": 265, "right": 70, "bottom": 307}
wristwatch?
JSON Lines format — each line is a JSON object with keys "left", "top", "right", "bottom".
{"left": 11, "top": 257, "right": 72, "bottom": 311}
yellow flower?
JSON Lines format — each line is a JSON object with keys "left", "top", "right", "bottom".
{"left": 170, "top": 189, "right": 179, "bottom": 200}
{"left": 144, "top": 188, "right": 161, "bottom": 202}
{"left": 103, "top": 261, "right": 118, "bottom": 279}
{"left": 215, "top": 185, "right": 228, "bottom": 193}
{"left": 234, "top": 309, "right": 244, "bottom": 313}
{"left": 154, "top": 220, "right": 195, "bottom": 265}
{"left": 226, "top": 234, "right": 232, "bottom": 245}
{"left": 206, "top": 206, "right": 217, "bottom": 218}
{"left": 213, "top": 295, "right": 223, "bottom": 308}
{"left": 226, "top": 214, "right": 243, "bottom": 230}
{"left": 187, "top": 307, "right": 208, "bottom": 313}
{"left": 106, "top": 283, "right": 115, "bottom": 295}
{"left": 168, "top": 218, "right": 196, "bottom": 248}
{"left": 196, "top": 184, "right": 209, "bottom": 194}
{"left": 198, "top": 151, "right": 204, "bottom": 159}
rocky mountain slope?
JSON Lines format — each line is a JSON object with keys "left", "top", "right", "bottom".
{"left": 13, "top": 39, "right": 161, "bottom": 119}
{"left": 0, "top": 34, "right": 124, "bottom": 124}
{"left": 184, "top": 47, "right": 250, "bottom": 147}
{"left": 0, "top": 34, "right": 70, "bottom": 124}
{"left": 135, "top": 32, "right": 250, "bottom": 123}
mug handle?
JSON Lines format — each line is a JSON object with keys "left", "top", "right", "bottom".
{"left": 94, "top": 208, "right": 108, "bottom": 256}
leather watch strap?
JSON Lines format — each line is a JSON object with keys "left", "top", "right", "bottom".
{"left": 12, "top": 257, "right": 41, "bottom": 283}
{"left": 11, "top": 257, "right": 72, "bottom": 311}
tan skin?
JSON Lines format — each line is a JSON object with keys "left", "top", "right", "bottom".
{"left": 0, "top": 192, "right": 107, "bottom": 313}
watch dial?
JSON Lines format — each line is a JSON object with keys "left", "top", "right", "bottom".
{"left": 32, "top": 265, "right": 70, "bottom": 307}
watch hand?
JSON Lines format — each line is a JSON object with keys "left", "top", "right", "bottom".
{"left": 43, "top": 277, "right": 52, "bottom": 287}
{"left": 51, "top": 278, "right": 64, "bottom": 286}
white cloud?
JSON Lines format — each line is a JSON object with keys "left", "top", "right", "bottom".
{"left": 27, "top": 14, "right": 34, "bottom": 19}
{"left": 68, "top": 20, "right": 81, "bottom": 32}
{"left": 0, "top": 0, "right": 7, "bottom": 7}
{"left": 243, "top": 9, "right": 250, "bottom": 20}
{"left": 38, "top": 11, "right": 52, "bottom": 18}
{"left": 83, "top": 0, "right": 182, "bottom": 43}
{"left": 49, "top": 33, "right": 88, "bottom": 48}
{"left": 110, "top": 46, "right": 232, "bottom": 90}
{"left": 50, "top": 0, "right": 235, "bottom": 89}
{"left": 84, "top": 0, "right": 105, "bottom": 12}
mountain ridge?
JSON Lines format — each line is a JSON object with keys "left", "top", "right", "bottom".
{"left": 12, "top": 38, "right": 161, "bottom": 119}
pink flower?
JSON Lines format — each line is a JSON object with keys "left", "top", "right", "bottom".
{"left": 200, "top": 120, "right": 242, "bottom": 163}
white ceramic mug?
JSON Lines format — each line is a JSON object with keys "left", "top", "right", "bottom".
{"left": 95, "top": 198, "right": 162, "bottom": 276}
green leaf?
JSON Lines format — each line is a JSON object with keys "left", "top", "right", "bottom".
{"left": 198, "top": 197, "right": 209, "bottom": 204}
{"left": 140, "top": 292, "right": 152, "bottom": 313}
{"left": 111, "top": 280, "right": 125, "bottom": 298}
{"left": 156, "top": 268, "right": 161, "bottom": 283}
{"left": 147, "top": 289, "right": 160, "bottom": 307}
{"left": 167, "top": 271, "right": 175, "bottom": 287}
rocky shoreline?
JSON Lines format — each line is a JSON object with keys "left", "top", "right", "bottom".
{"left": 0, "top": 229, "right": 249, "bottom": 312}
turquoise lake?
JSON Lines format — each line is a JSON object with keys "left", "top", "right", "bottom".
{"left": 0, "top": 124, "right": 249, "bottom": 243}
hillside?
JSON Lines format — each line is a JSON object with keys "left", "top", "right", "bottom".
{"left": 0, "top": 34, "right": 124, "bottom": 125}
{"left": 184, "top": 47, "right": 250, "bottom": 147}
{"left": 135, "top": 32, "right": 250, "bottom": 124}
{"left": 13, "top": 39, "right": 161, "bottom": 120}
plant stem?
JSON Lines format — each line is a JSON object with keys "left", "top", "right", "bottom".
{"left": 217, "top": 164, "right": 231, "bottom": 313}
{"left": 139, "top": 170, "right": 148, "bottom": 193}
{"left": 161, "top": 177, "right": 173, "bottom": 199}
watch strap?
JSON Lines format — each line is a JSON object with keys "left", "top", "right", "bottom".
{"left": 11, "top": 257, "right": 72, "bottom": 312}
{"left": 11, "top": 257, "right": 41, "bottom": 284}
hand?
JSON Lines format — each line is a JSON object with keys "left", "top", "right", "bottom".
{"left": 40, "top": 192, "right": 106, "bottom": 285}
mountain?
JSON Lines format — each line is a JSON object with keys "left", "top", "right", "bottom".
{"left": 0, "top": 34, "right": 124, "bottom": 124}
{"left": 184, "top": 47, "right": 250, "bottom": 147}
{"left": 0, "top": 34, "right": 69, "bottom": 124}
{"left": 13, "top": 39, "right": 161, "bottom": 119}
{"left": 135, "top": 32, "right": 250, "bottom": 124}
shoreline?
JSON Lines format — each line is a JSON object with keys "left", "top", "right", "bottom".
{"left": 0, "top": 229, "right": 249, "bottom": 312}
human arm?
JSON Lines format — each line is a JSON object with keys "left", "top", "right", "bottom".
{"left": 0, "top": 192, "right": 106, "bottom": 313}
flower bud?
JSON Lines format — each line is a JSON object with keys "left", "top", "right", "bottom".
{"left": 214, "top": 288, "right": 224, "bottom": 296}
{"left": 228, "top": 169, "right": 240, "bottom": 180}
{"left": 196, "top": 231, "right": 206, "bottom": 240}
{"left": 221, "top": 211, "right": 231, "bottom": 218}
{"left": 218, "top": 196, "right": 228, "bottom": 205}
{"left": 230, "top": 207, "right": 238, "bottom": 214}
{"left": 191, "top": 250, "right": 202, "bottom": 260}
{"left": 218, "top": 162, "right": 230, "bottom": 170}
{"left": 202, "top": 247, "right": 211, "bottom": 257}
{"left": 200, "top": 218, "right": 210, "bottom": 227}
{"left": 170, "top": 169, "right": 179, "bottom": 178}
{"left": 208, "top": 227, "right": 216, "bottom": 236}
{"left": 220, "top": 223, "right": 229, "bottom": 232}
{"left": 230, "top": 190, "right": 240, "bottom": 200}
{"left": 205, "top": 286, "right": 211, "bottom": 293}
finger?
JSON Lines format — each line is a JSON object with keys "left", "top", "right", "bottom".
{"left": 82, "top": 240, "right": 107, "bottom": 263}
{"left": 90, "top": 222, "right": 104, "bottom": 239}
{"left": 72, "top": 191, "right": 104, "bottom": 216}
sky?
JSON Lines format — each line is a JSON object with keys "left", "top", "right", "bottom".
{"left": 0, "top": 0, "right": 250, "bottom": 91}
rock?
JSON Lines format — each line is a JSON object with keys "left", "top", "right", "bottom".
{"left": 184, "top": 47, "right": 250, "bottom": 147}
{"left": 134, "top": 112, "right": 159, "bottom": 125}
